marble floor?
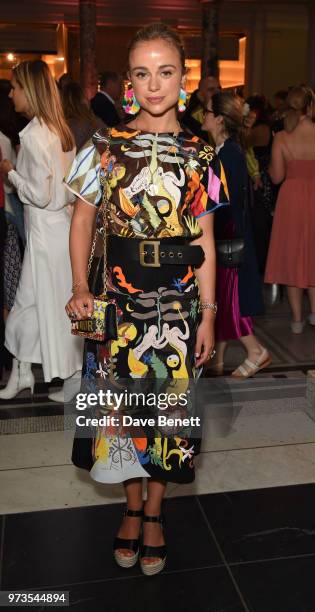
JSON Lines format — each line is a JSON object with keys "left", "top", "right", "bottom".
{"left": 0, "top": 292, "right": 315, "bottom": 610}
{"left": 1, "top": 486, "right": 315, "bottom": 611}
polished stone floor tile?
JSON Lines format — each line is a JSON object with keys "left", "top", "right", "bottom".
{"left": 0, "top": 464, "right": 125, "bottom": 515}
{"left": 198, "top": 484, "right": 315, "bottom": 563}
{"left": 1, "top": 497, "right": 222, "bottom": 589}
{"left": 202, "top": 399, "right": 315, "bottom": 451}
{"left": 64, "top": 567, "right": 246, "bottom": 612}
{"left": 231, "top": 555, "right": 315, "bottom": 612}
{"left": 2, "top": 443, "right": 315, "bottom": 515}
{"left": 255, "top": 316, "right": 315, "bottom": 365}
{"left": 167, "top": 444, "right": 315, "bottom": 499}
{"left": 0, "top": 431, "right": 72, "bottom": 470}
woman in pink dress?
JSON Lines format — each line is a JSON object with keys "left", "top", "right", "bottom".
{"left": 265, "top": 86, "right": 315, "bottom": 333}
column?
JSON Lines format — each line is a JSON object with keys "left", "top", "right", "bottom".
{"left": 79, "top": 0, "right": 98, "bottom": 99}
{"left": 307, "top": 3, "right": 315, "bottom": 88}
{"left": 200, "top": 0, "right": 220, "bottom": 78}
{"left": 67, "top": 30, "right": 80, "bottom": 83}
{"left": 245, "top": 9, "right": 266, "bottom": 95}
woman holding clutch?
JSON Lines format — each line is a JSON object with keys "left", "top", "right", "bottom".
{"left": 65, "top": 23, "right": 228, "bottom": 576}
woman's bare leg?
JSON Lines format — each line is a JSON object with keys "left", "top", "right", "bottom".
{"left": 116, "top": 478, "right": 143, "bottom": 557}
{"left": 287, "top": 286, "right": 304, "bottom": 322}
{"left": 205, "top": 341, "right": 227, "bottom": 374}
{"left": 231, "top": 333, "right": 270, "bottom": 377}
{"left": 214, "top": 341, "right": 227, "bottom": 368}
{"left": 142, "top": 479, "right": 167, "bottom": 565}
{"left": 307, "top": 287, "right": 315, "bottom": 314}
{"left": 240, "top": 333, "right": 268, "bottom": 363}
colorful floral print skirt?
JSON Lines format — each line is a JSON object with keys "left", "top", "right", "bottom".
{"left": 72, "top": 254, "right": 202, "bottom": 484}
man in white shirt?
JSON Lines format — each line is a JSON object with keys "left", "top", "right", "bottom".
{"left": 91, "top": 71, "right": 122, "bottom": 127}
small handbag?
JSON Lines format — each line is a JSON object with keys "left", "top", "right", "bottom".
{"left": 71, "top": 130, "right": 118, "bottom": 342}
{"left": 216, "top": 237, "right": 245, "bottom": 268}
{"left": 215, "top": 181, "right": 248, "bottom": 268}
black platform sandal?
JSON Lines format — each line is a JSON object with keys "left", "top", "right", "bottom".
{"left": 113, "top": 508, "right": 143, "bottom": 568}
{"left": 140, "top": 514, "right": 167, "bottom": 576}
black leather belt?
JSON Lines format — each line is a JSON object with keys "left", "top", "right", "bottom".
{"left": 108, "top": 236, "right": 204, "bottom": 268}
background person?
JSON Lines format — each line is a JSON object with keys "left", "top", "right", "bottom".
{"left": 0, "top": 60, "right": 83, "bottom": 401}
{"left": 0, "top": 146, "right": 7, "bottom": 379}
{"left": 90, "top": 71, "right": 122, "bottom": 127}
{"left": 183, "top": 75, "right": 221, "bottom": 142}
{"left": 265, "top": 85, "right": 315, "bottom": 333}
{"left": 244, "top": 95, "right": 276, "bottom": 274}
{"left": 0, "top": 92, "right": 25, "bottom": 243}
{"left": 0, "top": 96, "right": 23, "bottom": 327}
{"left": 202, "top": 92, "right": 269, "bottom": 378}
{"left": 272, "top": 89, "right": 288, "bottom": 133}
{"left": 61, "top": 81, "right": 105, "bottom": 151}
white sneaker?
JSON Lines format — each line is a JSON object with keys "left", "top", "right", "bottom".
{"left": 308, "top": 313, "right": 315, "bottom": 326}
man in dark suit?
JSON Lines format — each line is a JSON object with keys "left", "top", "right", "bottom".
{"left": 91, "top": 71, "right": 122, "bottom": 127}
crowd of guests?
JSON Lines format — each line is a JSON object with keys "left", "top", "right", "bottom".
{"left": 0, "top": 58, "right": 315, "bottom": 396}
{"left": 183, "top": 78, "right": 315, "bottom": 346}
{"left": 0, "top": 67, "right": 123, "bottom": 396}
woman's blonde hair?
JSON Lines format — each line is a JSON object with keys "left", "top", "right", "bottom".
{"left": 128, "top": 23, "right": 186, "bottom": 73}
{"left": 13, "top": 60, "right": 74, "bottom": 152}
{"left": 285, "top": 85, "right": 314, "bottom": 133}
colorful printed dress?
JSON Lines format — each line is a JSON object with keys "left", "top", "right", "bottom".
{"left": 65, "top": 124, "right": 228, "bottom": 484}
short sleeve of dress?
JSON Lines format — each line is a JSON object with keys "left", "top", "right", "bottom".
{"left": 189, "top": 154, "right": 230, "bottom": 219}
{"left": 64, "top": 138, "right": 102, "bottom": 207}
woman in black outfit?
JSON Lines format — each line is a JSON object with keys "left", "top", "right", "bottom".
{"left": 245, "top": 95, "right": 277, "bottom": 274}
{"left": 202, "top": 92, "right": 269, "bottom": 378}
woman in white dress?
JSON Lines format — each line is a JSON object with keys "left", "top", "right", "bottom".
{"left": 0, "top": 60, "right": 83, "bottom": 400}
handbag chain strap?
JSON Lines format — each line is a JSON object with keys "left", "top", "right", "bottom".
{"left": 100, "top": 175, "right": 109, "bottom": 298}
{"left": 86, "top": 134, "right": 111, "bottom": 298}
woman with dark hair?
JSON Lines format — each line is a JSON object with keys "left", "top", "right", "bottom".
{"left": 64, "top": 23, "right": 228, "bottom": 575}
{"left": 202, "top": 92, "right": 269, "bottom": 377}
{"left": 61, "top": 82, "right": 104, "bottom": 151}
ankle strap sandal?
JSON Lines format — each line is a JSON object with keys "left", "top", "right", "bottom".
{"left": 140, "top": 514, "right": 167, "bottom": 576}
{"left": 113, "top": 508, "right": 144, "bottom": 569}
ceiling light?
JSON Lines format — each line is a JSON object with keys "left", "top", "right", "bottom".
{"left": 7, "top": 53, "right": 15, "bottom": 61}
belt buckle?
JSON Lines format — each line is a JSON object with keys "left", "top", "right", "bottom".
{"left": 139, "top": 240, "right": 161, "bottom": 267}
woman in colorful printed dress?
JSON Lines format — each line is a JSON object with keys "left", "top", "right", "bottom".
{"left": 65, "top": 24, "right": 228, "bottom": 576}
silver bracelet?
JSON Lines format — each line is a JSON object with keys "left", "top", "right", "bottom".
{"left": 200, "top": 301, "right": 218, "bottom": 314}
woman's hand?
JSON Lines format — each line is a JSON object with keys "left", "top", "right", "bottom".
{"left": 0, "top": 159, "right": 14, "bottom": 175}
{"left": 194, "top": 315, "right": 215, "bottom": 368}
{"left": 65, "top": 289, "right": 94, "bottom": 321}
{"left": 253, "top": 175, "right": 263, "bottom": 191}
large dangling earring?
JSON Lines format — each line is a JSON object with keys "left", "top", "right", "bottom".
{"left": 178, "top": 88, "right": 187, "bottom": 112}
{"left": 122, "top": 86, "right": 140, "bottom": 115}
